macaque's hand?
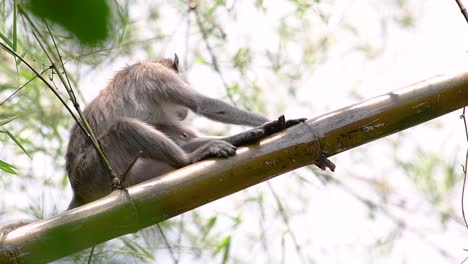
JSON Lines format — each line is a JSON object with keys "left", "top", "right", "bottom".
{"left": 262, "top": 115, "right": 307, "bottom": 136}
{"left": 193, "top": 140, "right": 238, "bottom": 162}
{"left": 226, "top": 115, "right": 307, "bottom": 147}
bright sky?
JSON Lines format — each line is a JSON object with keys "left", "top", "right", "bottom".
{"left": 2, "top": 0, "right": 468, "bottom": 263}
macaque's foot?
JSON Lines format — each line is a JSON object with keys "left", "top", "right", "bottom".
{"left": 262, "top": 115, "right": 307, "bottom": 136}
{"left": 195, "top": 140, "right": 238, "bottom": 162}
{"left": 313, "top": 153, "right": 336, "bottom": 172}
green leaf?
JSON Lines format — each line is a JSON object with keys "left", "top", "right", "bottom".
{"left": 215, "top": 235, "right": 231, "bottom": 264}
{"left": 24, "top": 0, "right": 111, "bottom": 44}
{"left": 227, "top": 83, "right": 239, "bottom": 98}
{"left": 4, "top": 130, "right": 31, "bottom": 158}
{"left": 0, "top": 159, "right": 17, "bottom": 174}
{"left": 61, "top": 174, "right": 69, "bottom": 188}
{"left": 120, "top": 236, "right": 154, "bottom": 260}
{"left": 202, "top": 216, "right": 217, "bottom": 239}
{"left": 0, "top": 113, "right": 31, "bottom": 126}
{"left": 195, "top": 56, "right": 208, "bottom": 64}
{"left": 0, "top": 31, "right": 13, "bottom": 48}
{"left": 231, "top": 215, "right": 241, "bottom": 227}
{"left": 16, "top": 49, "right": 29, "bottom": 67}
{"left": 206, "top": 0, "right": 225, "bottom": 17}
{"left": 443, "top": 163, "right": 456, "bottom": 191}
{"left": 233, "top": 47, "right": 252, "bottom": 73}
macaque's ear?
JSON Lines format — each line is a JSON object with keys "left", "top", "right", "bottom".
{"left": 173, "top": 53, "right": 180, "bottom": 72}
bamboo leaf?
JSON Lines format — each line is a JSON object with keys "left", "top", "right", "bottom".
{"left": 0, "top": 159, "right": 17, "bottom": 174}
{"left": 0, "top": 32, "right": 13, "bottom": 48}
{"left": 215, "top": 235, "right": 231, "bottom": 264}
{"left": 15, "top": 49, "right": 29, "bottom": 67}
{"left": 0, "top": 113, "right": 30, "bottom": 126}
{"left": 13, "top": 0, "right": 17, "bottom": 51}
{"left": 4, "top": 130, "right": 31, "bottom": 158}
{"left": 202, "top": 216, "right": 217, "bottom": 240}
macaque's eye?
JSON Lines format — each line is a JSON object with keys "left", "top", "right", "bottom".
{"left": 181, "top": 132, "right": 189, "bottom": 138}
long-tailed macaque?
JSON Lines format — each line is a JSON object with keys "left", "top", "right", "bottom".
{"left": 65, "top": 54, "right": 331, "bottom": 209}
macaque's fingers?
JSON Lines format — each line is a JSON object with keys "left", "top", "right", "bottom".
{"left": 262, "top": 115, "right": 307, "bottom": 135}
{"left": 195, "top": 140, "right": 238, "bottom": 162}
{"left": 219, "top": 144, "right": 237, "bottom": 157}
{"left": 278, "top": 115, "right": 286, "bottom": 126}
{"left": 262, "top": 115, "right": 285, "bottom": 134}
{"left": 284, "top": 118, "right": 307, "bottom": 128}
{"left": 214, "top": 144, "right": 237, "bottom": 157}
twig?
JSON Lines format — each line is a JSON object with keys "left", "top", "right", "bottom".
{"left": 0, "top": 42, "right": 83, "bottom": 139}
{"left": 0, "top": 67, "right": 50, "bottom": 107}
{"left": 460, "top": 108, "right": 468, "bottom": 231}
{"left": 87, "top": 246, "right": 95, "bottom": 264}
{"left": 63, "top": 35, "right": 163, "bottom": 65}
{"left": 17, "top": 5, "right": 120, "bottom": 188}
{"left": 455, "top": 0, "right": 468, "bottom": 24}
{"left": 330, "top": 175, "right": 456, "bottom": 262}
{"left": 191, "top": 5, "right": 235, "bottom": 103}
{"left": 157, "top": 224, "right": 178, "bottom": 264}
{"left": 452, "top": 1, "right": 468, "bottom": 260}
{"left": 461, "top": 255, "right": 468, "bottom": 264}
{"left": 267, "top": 182, "right": 308, "bottom": 264}
{"left": 257, "top": 190, "right": 270, "bottom": 258}
{"left": 175, "top": 215, "right": 185, "bottom": 262}
{"left": 121, "top": 151, "right": 143, "bottom": 185}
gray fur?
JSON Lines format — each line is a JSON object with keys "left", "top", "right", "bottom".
{"left": 66, "top": 56, "right": 273, "bottom": 209}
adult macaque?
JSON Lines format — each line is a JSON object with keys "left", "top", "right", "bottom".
{"left": 65, "top": 54, "right": 333, "bottom": 209}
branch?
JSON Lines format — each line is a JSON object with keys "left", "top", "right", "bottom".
{"left": 455, "top": 0, "right": 468, "bottom": 24}
{"left": 2, "top": 71, "right": 468, "bottom": 263}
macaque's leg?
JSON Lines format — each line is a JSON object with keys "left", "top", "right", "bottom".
{"left": 123, "top": 158, "right": 176, "bottom": 187}
{"left": 99, "top": 118, "right": 237, "bottom": 168}
{"left": 69, "top": 118, "right": 237, "bottom": 207}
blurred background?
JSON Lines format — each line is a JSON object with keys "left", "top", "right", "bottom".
{"left": 1, "top": 0, "right": 468, "bottom": 263}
